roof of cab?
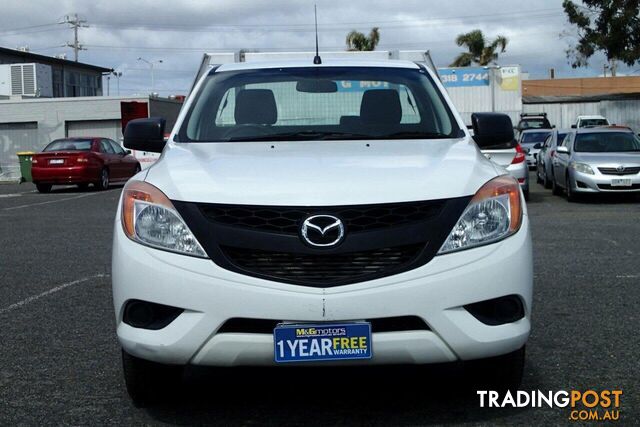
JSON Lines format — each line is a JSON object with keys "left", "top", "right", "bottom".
{"left": 214, "top": 59, "right": 421, "bottom": 73}
{"left": 574, "top": 126, "right": 633, "bottom": 134}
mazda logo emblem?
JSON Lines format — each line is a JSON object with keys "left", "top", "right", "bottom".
{"left": 300, "top": 215, "right": 345, "bottom": 247}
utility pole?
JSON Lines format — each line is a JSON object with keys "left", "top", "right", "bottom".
{"left": 62, "top": 14, "right": 88, "bottom": 61}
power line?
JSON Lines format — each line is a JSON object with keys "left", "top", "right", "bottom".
{"left": 80, "top": 29, "right": 562, "bottom": 54}
{"left": 0, "top": 22, "right": 59, "bottom": 35}
{"left": 90, "top": 7, "right": 563, "bottom": 31}
{"left": 90, "top": 10, "right": 565, "bottom": 34}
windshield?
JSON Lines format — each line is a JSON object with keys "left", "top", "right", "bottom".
{"left": 43, "top": 139, "right": 92, "bottom": 152}
{"left": 520, "top": 119, "right": 548, "bottom": 129}
{"left": 574, "top": 132, "right": 640, "bottom": 152}
{"left": 178, "top": 66, "right": 461, "bottom": 142}
{"left": 521, "top": 131, "right": 550, "bottom": 144}
{"left": 579, "top": 118, "right": 608, "bottom": 127}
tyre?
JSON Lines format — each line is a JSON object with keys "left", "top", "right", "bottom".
{"left": 523, "top": 186, "right": 530, "bottom": 201}
{"left": 96, "top": 168, "right": 109, "bottom": 191}
{"left": 35, "top": 183, "right": 52, "bottom": 193}
{"left": 122, "top": 350, "right": 183, "bottom": 407}
{"left": 551, "top": 174, "right": 562, "bottom": 196}
{"left": 566, "top": 174, "right": 578, "bottom": 202}
{"left": 464, "top": 346, "right": 525, "bottom": 392}
{"left": 535, "top": 167, "right": 543, "bottom": 185}
{"left": 77, "top": 183, "right": 89, "bottom": 191}
{"left": 542, "top": 169, "right": 551, "bottom": 189}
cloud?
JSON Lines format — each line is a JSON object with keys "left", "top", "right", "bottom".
{"left": 0, "top": 0, "right": 624, "bottom": 94}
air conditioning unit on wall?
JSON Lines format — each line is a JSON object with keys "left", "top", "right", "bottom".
{"left": 0, "top": 63, "right": 53, "bottom": 97}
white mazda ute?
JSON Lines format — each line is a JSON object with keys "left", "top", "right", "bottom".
{"left": 113, "top": 59, "right": 533, "bottom": 405}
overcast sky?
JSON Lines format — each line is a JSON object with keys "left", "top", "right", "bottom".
{"left": 0, "top": 0, "right": 626, "bottom": 96}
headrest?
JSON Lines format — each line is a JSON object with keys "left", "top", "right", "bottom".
{"left": 360, "top": 89, "right": 401, "bottom": 125}
{"left": 234, "top": 89, "right": 277, "bottom": 125}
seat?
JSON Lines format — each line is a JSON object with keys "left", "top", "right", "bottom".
{"left": 234, "top": 89, "right": 277, "bottom": 125}
{"left": 360, "top": 89, "right": 402, "bottom": 125}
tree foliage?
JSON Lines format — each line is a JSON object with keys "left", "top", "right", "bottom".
{"left": 346, "top": 27, "right": 380, "bottom": 51}
{"left": 563, "top": 0, "right": 640, "bottom": 68}
{"left": 450, "top": 29, "right": 508, "bottom": 66}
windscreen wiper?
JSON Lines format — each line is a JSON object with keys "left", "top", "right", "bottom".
{"left": 225, "top": 131, "right": 372, "bottom": 142}
{"left": 376, "top": 131, "right": 452, "bottom": 139}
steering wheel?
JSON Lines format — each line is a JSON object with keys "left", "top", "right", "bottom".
{"left": 222, "top": 124, "right": 271, "bottom": 139}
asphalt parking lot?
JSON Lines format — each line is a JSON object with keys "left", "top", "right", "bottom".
{"left": 0, "top": 176, "right": 638, "bottom": 425}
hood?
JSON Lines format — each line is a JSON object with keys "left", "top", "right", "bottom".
{"left": 145, "top": 137, "right": 499, "bottom": 206}
{"left": 573, "top": 151, "right": 640, "bottom": 166}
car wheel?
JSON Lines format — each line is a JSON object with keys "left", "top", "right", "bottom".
{"left": 77, "top": 183, "right": 89, "bottom": 191}
{"left": 464, "top": 346, "right": 525, "bottom": 392}
{"left": 566, "top": 174, "right": 578, "bottom": 202}
{"left": 35, "top": 183, "right": 52, "bottom": 193}
{"left": 122, "top": 350, "right": 183, "bottom": 407}
{"left": 551, "top": 174, "right": 562, "bottom": 195}
{"left": 96, "top": 168, "right": 109, "bottom": 191}
{"left": 542, "top": 170, "right": 551, "bottom": 189}
{"left": 523, "top": 186, "right": 530, "bottom": 201}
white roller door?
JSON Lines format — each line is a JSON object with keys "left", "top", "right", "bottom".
{"left": 0, "top": 122, "right": 39, "bottom": 181}
{"left": 66, "top": 119, "right": 122, "bottom": 141}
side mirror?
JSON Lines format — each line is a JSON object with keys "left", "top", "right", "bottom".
{"left": 125, "top": 149, "right": 132, "bottom": 155}
{"left": 124, "top": 117, "right": 166, "bottom": 153}
{"left": 556, "top": 146, "right": 570, "bottom": 155}
{"left": 533, "top": 143, "right": 542, "bottom": 149}
{"left": 471, "top": 113, "right": 515, "bottom": 148}
{"left": 571, "top": 124, "right": 577, "bottom": 129}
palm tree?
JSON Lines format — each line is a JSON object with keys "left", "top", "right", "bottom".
{"left": 346, "top": 27, "right": 380, "bottom": 51}
{"left": 450, "top": 29, "right": 508, "bottom": 67}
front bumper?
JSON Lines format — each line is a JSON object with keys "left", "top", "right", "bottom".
{"left": 570, "top": 170, "right": 640, "bottom": 193}
{"left": 112, "top": 216, "right": 533, "bottom": 367}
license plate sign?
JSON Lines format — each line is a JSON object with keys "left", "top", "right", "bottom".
{"left": 611, "top": 178, "right": 632, "bottom": 187}
{"left": 49, "top": 159, "right": 64, "bottom": 164}
{"left": 274, "top": 322, "right": 372, "bottom": 363}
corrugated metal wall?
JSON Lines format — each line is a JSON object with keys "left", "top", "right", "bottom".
{"left": 523, "top": 100, "right": 640, "bottom": 131}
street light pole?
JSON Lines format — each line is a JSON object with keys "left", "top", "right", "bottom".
{"left": 137, "top": 58, "right": 163, "bottom": 93}
{"left": 112, "top": 71, "right": 122, "bottom": 96}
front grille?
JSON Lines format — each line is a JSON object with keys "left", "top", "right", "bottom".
{"left": 598, "top": 166, "right": 640, "bottom": 176}
{"left": 199, "top": 201, "right": 445, "bottom": 234}
{"left": 218, "top": 316, "right": 430, "bottom": 334}
{"left": 221, "top": 244, "right": 424, "bottom": 284}
{"left": 597, "top": 184, "right": 640, "bottom": 190}
{"left": 173, "top": 196, "right": 471, "bottom": 288}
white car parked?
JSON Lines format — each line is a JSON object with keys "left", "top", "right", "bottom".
{"left": 114, "top": 59, "right": 533, "bottom": 405}
{"left": 572, "top": 115, "right": 609, "bottom": 129}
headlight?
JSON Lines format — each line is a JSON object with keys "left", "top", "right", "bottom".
{"left": 439, "top": 175, "right": 523, "bottom": 254}
{"left": 121, "top": 180, "right": 207, "bottom": 257}
{"left": 569, "top": 162, "right": 594, "bottom": 175}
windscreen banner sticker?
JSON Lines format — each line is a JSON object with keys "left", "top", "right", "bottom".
{"left": 336, "top": 80, "right": 390, "bottom": 92}
{"left": 274, "top": 323, "right": 372, "bottom": 363}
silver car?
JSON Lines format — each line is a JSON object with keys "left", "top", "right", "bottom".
{"left": 519, "top": 129, "right": 552, "bottom": 170}
{"left": 470, "top": 126, "right": 529, "bottom": 200}
{"left": 536, "top": 129, "right": 569, "bottom": 189}
{"left": 551, "top": 127, "right": 640, "bottom": 201}
{"left": 482, "top": 143, "right": 529, "bottom": 200}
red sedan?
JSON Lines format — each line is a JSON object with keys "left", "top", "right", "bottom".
{"left": 31, "top": 137, "right": 141, "bottom": 193}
